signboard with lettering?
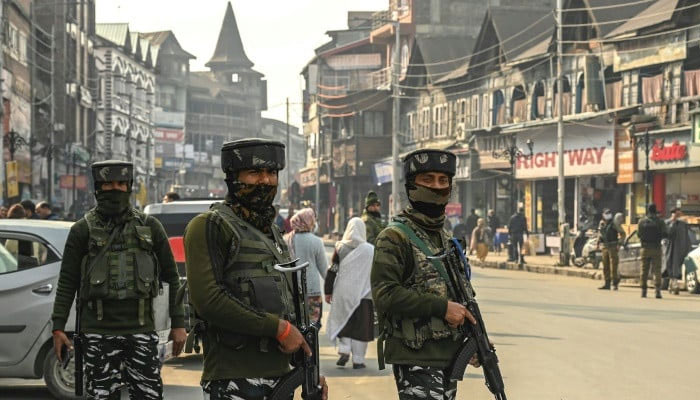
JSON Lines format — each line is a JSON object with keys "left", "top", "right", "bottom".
{"left": 6, "top": 161, "right": 19, "bottom": 198}
{"left": 59, "top": 175, "right": 88, "bottom": 190}
{"left": 616, "top": 127, "right": 640, "bottom": 184}
{"left": 515, "top": 116, "right": 615, "bottom": 179}
{"left": 154, "top": 128, "right": 185, "bottom": 143}
{"left": 373, "top": 161, "right": 393, "bottom": 185}
{"left": 636, "top": 130, "right": 700, "bottom": 170}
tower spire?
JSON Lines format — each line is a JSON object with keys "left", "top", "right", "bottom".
{"left": 206, "top": 1, "right": 253, "bottom": 70}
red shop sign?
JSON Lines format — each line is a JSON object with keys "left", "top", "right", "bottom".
{"left": 651, "top": 139, "right": 687, "bottom": 162}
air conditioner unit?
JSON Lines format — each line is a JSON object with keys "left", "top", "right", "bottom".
{"left": 455, "top": 122, "right": 466, "bottom": 141}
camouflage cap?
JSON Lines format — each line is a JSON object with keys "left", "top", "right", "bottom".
{"left": 91, "top": 160, "right": 133, "bottom": 183}
{"left": 221, "top": 138, "right": 286, "bottom": 175}
{"left": 402, "top": 149, "right": 456, "bottom": 179}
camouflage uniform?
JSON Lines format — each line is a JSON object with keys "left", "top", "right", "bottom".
{"left": 185, "top": 139, "right": 298, "bottom": 399}
{"left": 393, "top": 365, "right": 457, "bottom": 400}
{"left": 84, "top": 333, "right": 162, "bottom": 399}
{"left": 372, "top": 149, "right": 469, "bottom": 400}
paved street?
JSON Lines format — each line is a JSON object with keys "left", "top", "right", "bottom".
{"left": 2, "top": 265, "right": 699, "bottom": 399}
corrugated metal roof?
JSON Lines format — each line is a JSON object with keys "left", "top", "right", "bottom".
{"left": 129, "top": 32, "right": 141, "bottom": 60}
{"left": 586, "top": 0, "right": 659, "bottom": 38}
{"left": 414, "top": 36, "right": 476, "bottom": 82}
{"left": 206, "top": 1, "right": 254, "bottom": 69}
{"left": 490, "top": 6, "right": 554, "bottom": 62}
{"left": 96, "top": 23, "right": 129, "bottom": 47}
{"left": 604, "top": 0, "right": 679, "bottom": 38}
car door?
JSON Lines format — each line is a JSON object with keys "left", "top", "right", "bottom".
{"left": 0, "top": 232, "right": 61, "bottom": 367}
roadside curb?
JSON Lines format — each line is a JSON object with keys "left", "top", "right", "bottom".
{"left": 471, "top": 259, "right": 640, "bottom": 285}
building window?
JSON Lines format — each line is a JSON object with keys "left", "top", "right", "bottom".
{"left": 231, "top": 73, "right": 240, "bottom": 84}
{"left": 492, "top": 90, "right": 505, "bottom": 125}
{"left": 406, "top": 112, "right": 416, "bottom": 142}
{"left": 531, "top": 81, "right": 545, "bottom": 119}
{"left": 363, "top": 111, "right": 384, "bottom": 136}
{"left": 433, "top": 104, "right": 448, "bottom": 138}
{"left": 420, "top": 107, "right": 431, "bottom": 140}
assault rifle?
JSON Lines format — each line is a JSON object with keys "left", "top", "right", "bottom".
{"left": 428, "top": 238, "right": 507, "bottom": 400}
{"left": 269, "top": 259, "right": 323, "bottom": 400}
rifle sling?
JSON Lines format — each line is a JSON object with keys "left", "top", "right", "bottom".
{"left": 388, "top": 221, "right": 456, "bottom": 298}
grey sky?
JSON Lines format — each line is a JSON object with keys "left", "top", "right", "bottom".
{"left": 96, "top": 0, "right": 385, "bottom": 129}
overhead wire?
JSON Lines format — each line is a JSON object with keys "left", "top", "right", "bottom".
{"left": 561, "top": 19, "right": 700, "bottom": 44}
{"left": 559, "top": 1, "right": 700, "bottom": 28}
{"left": 562, "top": 0, "right": 656, "bottom": 12}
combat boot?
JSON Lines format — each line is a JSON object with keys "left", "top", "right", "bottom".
{"left": 655, "top": 288, "right": 662, "bottom": 299}
{"left": 598, "top": 280, "right": 611, "bottom": 290}
{"left": 612, "top": 279, "right": 620, "bottom": 291}
{"left": 641, "top": 287, "right": 647, "bottom": 298}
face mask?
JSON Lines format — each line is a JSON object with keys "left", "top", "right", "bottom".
{"left": 603, "top": 213, "right": 613, "bottom": 221}
{"left": 406, "top": 182, "right": 451, "bottom": 218}
{"left": 95, "top": 190, "right": 131, "bottom": 217}
{"left": 226, "top": 180, "right": 278, "bottom": 230}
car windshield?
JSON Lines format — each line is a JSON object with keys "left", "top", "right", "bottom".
{"left": 0, "top": 241, "right": 18, "bottom": 274}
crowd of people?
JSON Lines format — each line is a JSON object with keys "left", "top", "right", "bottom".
{"left": 0, "top": 200, "right": 62, "bottom": 221}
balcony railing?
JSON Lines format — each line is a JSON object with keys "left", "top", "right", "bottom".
{"left": 330, "top": 68, "right": 391, "bottom": 92}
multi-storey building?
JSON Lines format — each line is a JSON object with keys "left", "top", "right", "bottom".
{"left": 95, "top": 23, "right": 156, "bottom": 207}
{"left": 185, "top": 1, "right": 267, "bottom": 197}
{"left": 260, "top": 118, "right": 304, "bottom": 204}
{"left": 34, "top": 0, "right": 97, "bottom": 216}
{"left": 1, "top": 0, "right": 31, "bottom": 204}
{"left": 139, "top": 30, "right": 194, "bottom": 200}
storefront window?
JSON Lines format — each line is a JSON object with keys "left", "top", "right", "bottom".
{"left": 579, "top": 176, "right": 626, "bottom": 224}
{"left": 534, "top": 179, "right": 575, "bottom": 234}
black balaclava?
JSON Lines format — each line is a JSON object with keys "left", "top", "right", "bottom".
{"left": 91, "top": 160, "right": 133, "bottom": 218}
{"left": 95, "top": 188, "right": 131, "bottom": 217}
{"left": 226, "top": 177, "right": 278, "bottom": 233}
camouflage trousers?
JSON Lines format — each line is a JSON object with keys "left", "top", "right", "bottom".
{"left": 83, "top": 332, "right": 162, "bottom": 400}
{"left": 392, "top": 365, "right": 457, "bottom": 400}
{"left": 202, "top": 377, "right": 293, "bottom": 400}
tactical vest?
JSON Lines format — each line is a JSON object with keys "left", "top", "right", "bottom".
{"left": 638, "top": 216, "right": 663, "bottom": 246}
{"left": 206, "top": 203, "right": 296, "bottom": 351}
{"left": 80, "top": 209, "right": 159, "bottom": 325}
{"left": 382, "top": 217, "right": 461, "bottom": 350}
{"left": 601, "top": 221, "right": 619, "bottom": 245}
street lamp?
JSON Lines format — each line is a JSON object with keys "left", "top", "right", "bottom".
{"left": 492, "top": 136, "right": 534, "bottom": 214}
{"left": 3, "top": 130, "right": 29, "bottom": 161}
{"left": 633, "top": 129, "right": 653, "bottom": 207}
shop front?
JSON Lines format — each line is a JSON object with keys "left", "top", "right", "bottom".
{"left": 636, "top": 127, "right": 700, "bottom": 218}
{"left": 469, "top": 133, "right": 513, "bottom": 225}
{"left": 515, "top": 116, "right": 619, "bottom": 248}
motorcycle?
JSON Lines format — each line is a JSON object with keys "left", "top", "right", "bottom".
{"left": 571, "top": 216, "right": 602, "bottom": 269}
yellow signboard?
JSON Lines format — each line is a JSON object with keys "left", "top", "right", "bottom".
{"left": 6, "top": 161, "right": 19, "bottom": 198}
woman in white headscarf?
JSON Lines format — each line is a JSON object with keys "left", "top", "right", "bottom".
{"left": 324, "top": 217, "right": 375, "bottom": 369}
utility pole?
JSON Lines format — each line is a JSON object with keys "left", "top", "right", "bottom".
{"left": 0, "top": 3, "right": 5, "bottom": 204}
{"left": 286, "top": 97, "right": 291, "bottom": 203}
{"left": 48, "top": 26, "right": 56, "bottom": 204}
{"left": 391, "top": 16, "right": 401, "bottom": 218}
{"left": 643, "top": 129, "right": 651, "bottom": 206}
{"left": 556, "top": 0, "right": 567, "bottom": 262}
{"left": 315, "top": 128, "right": 321, "bottom": 218}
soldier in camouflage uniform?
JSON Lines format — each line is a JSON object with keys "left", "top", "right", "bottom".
{"left": 184, "top": 139, "right": 328, "bottom": 400}
{"left": 362, "top": 190, "right": 385, "bottom": 245}
{"left": 52, "top": 160, "right": 186, "bottom": 399}
{"left": 371, "top": 149, "right": 482, "bottom": 400}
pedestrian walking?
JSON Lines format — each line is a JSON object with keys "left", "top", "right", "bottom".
{"left": 635, "top": 203, "right": 669, "bottom": 298}
{"left": 36, "top": 202, "right": 60, "bottom": 220}
{"left": 283, "top": 203, "right": 295, "bottom": 233}
{"left": 464, "top": 208, "right": 479, "bottom": 246}
{"left": 508, "top": 207, "right": 528, "bottom": 263}
{"left": 325, "top": 217, "right": 375, "bottom": 369}
{"left": 470, "top": 218, "right": 490, "bottom": 262}
{"left": 51, "top": 160, "right": 187, "bottom": 399}
{"left": 371, "top": 148, "right": 483, "bottom": 400}
{"left": 184, "top": 139, "right": 328, "bottom": 400}
{"left": 664, "top": 208, "right": 691, "bottom": 295}
{"left": 284, "top": 207, "right": 328, "bottom": 323}
{"left": 597, "top": 208, "right": 626, "bottom": 290}
{"left": 362, "top": 191, "right": 385, "bottom": 245}
{"left": 487, "top": 209, "right": 501, "bottom": 250}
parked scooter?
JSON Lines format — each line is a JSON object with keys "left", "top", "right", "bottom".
{"left": 571, "top": 215, "right": 602, "bottom": 269}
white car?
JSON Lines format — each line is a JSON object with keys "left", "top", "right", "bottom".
{"left": 0, "top": 219, "right": 173, "bottom": 400}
